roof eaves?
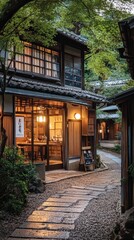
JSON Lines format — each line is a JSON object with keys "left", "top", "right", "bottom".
{"left": 6, "top": 76, "right": 107, "bottom": 103}
{"left": 57, "top": 28, "right": 87, "bottom": 46}
{"left": 110, "top": 87, "right": 134, "bottom": 103}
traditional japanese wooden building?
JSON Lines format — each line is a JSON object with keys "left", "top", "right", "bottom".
{"left": 112, "top": 16, "right": 134, "bottom": 212}
{"left": 0, "top": 30, "right": 106, "bottom": 171}
{"left": 97, "top": 105, "right": 121, "bottom": 142}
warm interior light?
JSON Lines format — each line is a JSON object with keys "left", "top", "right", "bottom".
{"left": 37, "top": 116, "right": 46, "bottom": 122}
{"left": 74, "top": 113, "right": 81, "bottom": 120}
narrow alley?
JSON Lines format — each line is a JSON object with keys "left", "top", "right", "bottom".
{"left": 5, "top": 150, "right": 121, "bottom": 240}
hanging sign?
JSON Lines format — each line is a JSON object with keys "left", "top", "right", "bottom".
{"left": 16, "top": 116, "right": 24, "bottom": 137}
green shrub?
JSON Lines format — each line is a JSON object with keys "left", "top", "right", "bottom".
{"left": 95, "top": 154, "right": 101, "bottom": 168}
{"left": 113, "top": 144, "right": 121, "bottom": 153}
{"left": 0, "top": 146, "right": 37, "bottom": 214}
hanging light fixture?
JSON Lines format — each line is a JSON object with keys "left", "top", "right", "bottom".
{"left": 37, "top": 116, "right": 46, "bottom": 122}
{"left": 74, "top": 113, "right": 81, "bottom": 120}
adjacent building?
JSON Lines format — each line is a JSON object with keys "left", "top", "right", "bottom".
{"left": 97, "top": 105, "right": 121, "bottom": 148}
{"left": 112, "top": 16, "right": 134, "bottom": 212}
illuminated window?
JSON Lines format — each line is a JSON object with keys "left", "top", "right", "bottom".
{"left": 7, "top": 42, "right": 60, "bottom": 79}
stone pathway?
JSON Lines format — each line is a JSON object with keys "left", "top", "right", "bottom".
{"left": 8, "top": 184, "right": 117, "bottom": 240}
{"left": 97, "top": 149, "right": 121, "bottom": 165}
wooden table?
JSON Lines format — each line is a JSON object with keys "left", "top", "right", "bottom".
{"left": 17, "top": 141, "right": 62, "bottom": 160}
{"left": 17, "top": 142, "right": 47, "bottom": 160}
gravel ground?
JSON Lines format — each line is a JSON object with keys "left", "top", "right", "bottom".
{"left": 68, "top": 187, "right": 121, "bottom": 240}
{"left": 0, "top": 150, "right": 121, "bottom": 240}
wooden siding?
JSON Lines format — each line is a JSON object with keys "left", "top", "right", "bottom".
{"left": 3, "top": 116, "right": 13, "bottom": 146}
{"left": 121, "top": 101, "right": 134, "bottom": 212}
{"left": 68, "top": 120, "right": 81, "bottom": 158}
{"left": 82, "top": 106, "right": 88, "bottom": 135}
{"left": 121, "top": 103, "right": 129, "bottom": 212}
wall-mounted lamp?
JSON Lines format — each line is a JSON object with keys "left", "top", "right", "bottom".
{"left": 99, "top": 129, "right": 102, "bottom": 133}
{"left": 74, "top": 113, "right": 81, "bottom": 120}
{"left": 37, "top": 116, "right": 46, "bottom": 122}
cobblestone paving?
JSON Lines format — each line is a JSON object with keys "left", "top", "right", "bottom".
{"left": 8, "top": 184, "right": 117, "bottom": 240}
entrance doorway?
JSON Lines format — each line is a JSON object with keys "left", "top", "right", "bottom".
{"left": 68, "top": 120, "right": 81, "bottom": 158}
{"left": 15, "top": 97, "right": 64, "bottom": 170}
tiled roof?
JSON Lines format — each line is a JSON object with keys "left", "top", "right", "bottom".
{"left": 5, "top": 76, "right": 107, "bottom": 103}
{"left": 100, "top": 105, "right": 118, "bottom": 111}
{"left": 97, "top": 113, "right": 119, "bottom": 120}
{"left": 111, "top": 87, "right": 134, "bottom": 103}
{"left": 57, "top": 29, "right": 87, "bottom": 45}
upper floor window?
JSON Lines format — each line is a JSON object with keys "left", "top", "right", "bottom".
{"left": 64, "top": 46, "right": 82, "bottom": 88}
{"left": 7, "top": 42, "right": 60, "bottom": 79}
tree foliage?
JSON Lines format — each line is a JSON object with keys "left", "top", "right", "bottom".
{"left": 0, "top": 0, "right": 33, "bottom": 32}
{"left": 56, "top": 0, "right": 133, "bottom": 81}
{"left": 0, "top": 0, "right": 62, "bottom": 49}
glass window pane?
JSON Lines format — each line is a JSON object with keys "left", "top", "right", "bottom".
{"left": 7, "top": 42, "right": 60, "bottom": 79}
{"left": 24, "top": 64, "right": 31, "bottom": 71}
{"left": 33, "top": 58, "right": 39, "bottom": 66}
{"left": 33, "top": 66, "right": 40, "bottom": 73}
{"left": 24, "top": 56, "right": 31, "bottom": 64}
{"left": 46, "top": 61, "right": 51, "bottom": 69}
{"left": 16, "top": 62, "right": 23, "bottom": 70}
{"left": 40, "top": 51, "right": 44, "bottom": 59}
{"left": 46, "top": 53, "right": 51, "bottom": 62}
{"left": 40, "top": 60, "right": 44, "bottom": 67}
{"left": 74, "top": 57, "right": 81, "bottom": 68}
{"left": 52, "top": 71, "right": 59, "bottom": 78}
{"left": 16, "top": 54, "right": 23, "bottom": 62}
{"left": 40, "top": 68, "right": 44, "bottom": 74}
{"left": 65, "top": 53, "right": 82, "bottom": 88}
{"left": 46, "top": 69, "right": 51, "bottom": 76}
{"left": 24, "top": 46, "right": 32, "bottom": 56}
{"left": 33, "top": 49, "right": 40, "bottom": 58}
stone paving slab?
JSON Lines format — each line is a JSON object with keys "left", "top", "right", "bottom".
{"left": 10, "top": 229, "right": 70, "bottom": 239}
{"left": 53, "top": 194, "right": 97, "bottom": 200}
{"left": 27, "top": 215, "right": 63, "bottom": 223}
{"left": 45, "top": 197, "right": 78, "bottom": 203}
{"left": 31, "top": 210, "right": 80, "bottom": 218}
{"left": 80, "top": 187, "right": 106, "bottom": 192}
{"left": 64, "top": 190, "right": 103, "bottom": 196}
{"left": 58, "top": 189, "right": 93, "bottom": 195}
{"left": 20, "top": 222, "right": 75, "bottom": 230}
{"left": 39, "top": 202, "right": 89, "bottom": 210}
{"left": 40, "top": 202, "right": 73, "bottom": 207}
{"left": 41, "top": 206, "right": 85, "bottom": 213}
{"left": 62, "top": 218, "right": 78, "bottom": 224}
{"left": 8, "top": 184, "right": 113, "bottom": 240}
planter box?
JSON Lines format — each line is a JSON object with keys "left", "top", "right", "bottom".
{"left": 34, "top": 162, "right": 45, "bottom": 181}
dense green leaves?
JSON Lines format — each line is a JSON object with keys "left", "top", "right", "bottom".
{"left": 0, "top": 147, "right": 37, "bottom": 214}
{"left": 0, "top": 0, "right": 62, "bottom": 50}
{"left": 56, "top": 0, "right": 133, "bottom": 82}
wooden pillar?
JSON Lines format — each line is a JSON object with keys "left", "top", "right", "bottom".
{"left": 121, "top": 102, "right": 129, "bottom": 212}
